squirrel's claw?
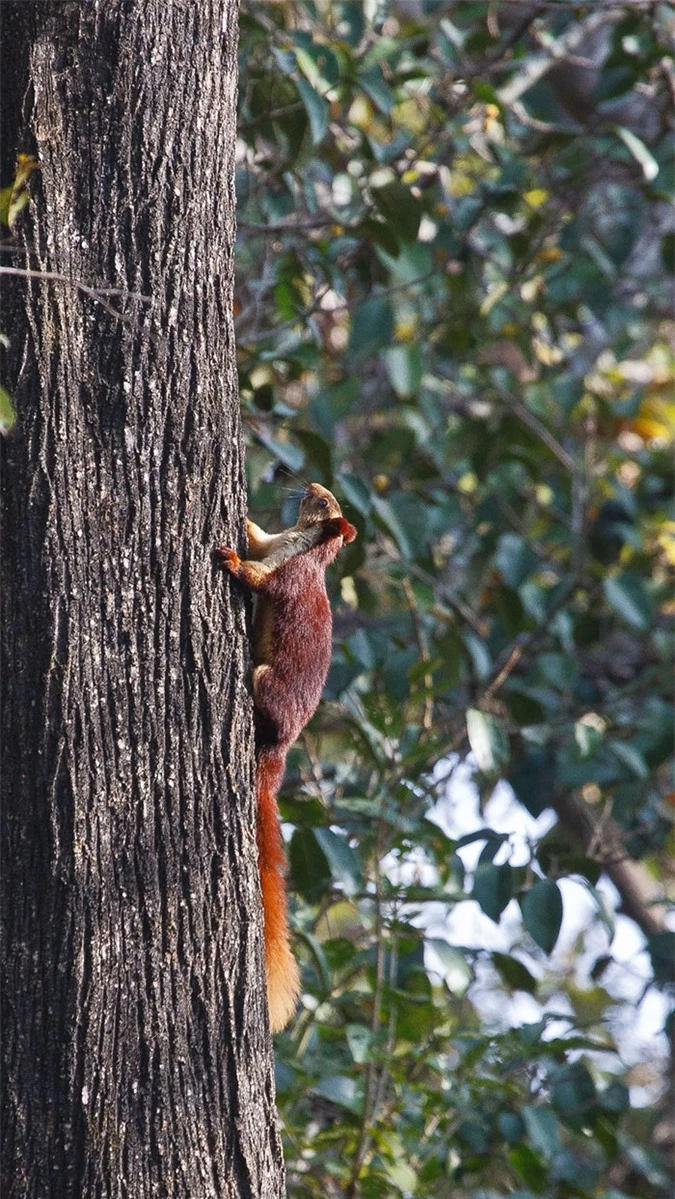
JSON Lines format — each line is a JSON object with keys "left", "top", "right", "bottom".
{"left": 214, "top": 546, "right": 240, "bottom": 571}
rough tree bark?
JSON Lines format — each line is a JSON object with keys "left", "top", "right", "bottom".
{"left": 1, "top": 4, "right": 285, "bottom": 1196}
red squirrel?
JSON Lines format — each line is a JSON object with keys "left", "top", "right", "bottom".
{"left": 215, "top": 484, "right": 357, "bottom": 1031}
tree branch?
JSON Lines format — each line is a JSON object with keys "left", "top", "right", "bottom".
{"left": 553, "top": 789, "right": 670, "bottom": 940}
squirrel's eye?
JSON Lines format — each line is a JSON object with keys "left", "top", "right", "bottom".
{"left": 317, "top": 498, "right": 329, "bottom": 509}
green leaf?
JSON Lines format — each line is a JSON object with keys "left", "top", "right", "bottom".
{"left": 458, "top": 1117, "right": 491, "bottom": 1153}
{"left": 509, "top": 748, "right": 555, "bottom": 818}
{"left": 509, "top": 1143, "right": 548, "bottom": 1191}
{"left": 313, "top": 1073, "right": 361, "bottom": 1113}
{"left": 574, "top": 719, "right": 603, "bottom": 759}
{"left": 345, "top": 1023, "right": 372, "bottom": 1064}
{"left": 498, "top": 1111, "right": 526, "bottom": 1145}
{"left": 608, "top": 739, "right": 649, "bottom": 779}
{"left": 336, "top": 473, "right": 372, "bottom": 515}
{"left": 593, "top": 65, "right": 638, "bottom": 102}
{"left": 289, "top": 827, "right": 331, "bottom": 903}
{"left": 466, "top": 708, "right": 510, "bottom": 774}
{"left": 295, "top": 78, "right": 329, "bottom": 145}
{"left": 552, "top": 1147, "right": 602, "bottom": 1189}
{"left": 522, "top": 1105, "right": 561, "bottom": 1162}
{"left": 308, "top": 378, "right": 360, "bottom": 436}
{"left": 521, "top": 880, "right": 563, "bottom": 954}
{"left": 604, "top": 571, "right": 653, "bottom": 630}
{"left": 0, "top": 185, "right": 12, "bottom": 227}
{"left": 294, "top": 38, "right": 341, "bottom": 91}
{"left": 456, "top": 828, "right": 507, "bottom": 850}
{"left": 359, "top": 67, "right": 395, "bottom": 114}
{"left": 357, "top": 215, "right": 400, "bottom": 257}
{"left": 492, "top": 951, "right": 538, "bottom": 994}
{"left": 278, "top": 794, "right": 327, "bottom": 826}
{"left": 254, "top": 430, "right": 305, "bottom": 473}
{"left": 0, "top": 385, "right": 16, "bottom": 435}
{"left": 313, "top": 827, "right": 362, "bottom": 895}
{"left": 294, "top": 428, "right": 333, "bottom": 479}
{"left": 552, "top": 1061, "right": 597, "bottom": 1127}
{"left": 370, "top": 493, "right": 413, "bottom": 559}
{"left": 9, "top": 185, "right": 31, "bottom": 228}
{"left": 463, "top": 632, "right": 492, "bottom": 681}
{"left": 384, "top": 345, "right": 422, "bottom": 398}
{"left": 473, "top": 863, "right": 513, "bottom": 922}
{"left": 383, "top": 1158, "right": 418, "bottom": 1194}
{"left": 661, "top": 231, "right": 675, "bottom": 273}
{"left": 647, "top": 931, "right": 675, "bottom": 985}
{"left": 600, "top": 1081, "right": 630, "bottom": 1114}
{"left": 371, "top": 179, "right": 421, "bottom": 243}
{"left": 495, "top": 532, "right": 538, "bottom": 588}
{"left": 477, "top": 832, "right": 510, "bottom": 865}
{"left": 270, "top": 47, "right": 297, "bottom": 76}
{"left": 349, "top": 296, "right": 394, "bottom": 357}
{"left": 0, "top": 156, "right": 39, "bottom": 228}
{"left": 537, "top": 652, "right": 578, "bottom": 691}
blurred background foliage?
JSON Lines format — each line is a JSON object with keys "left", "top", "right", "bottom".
{"left": 235, "top": 3, "right": 674, "bottom": 1197}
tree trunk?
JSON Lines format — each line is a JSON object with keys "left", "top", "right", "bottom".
{"left": 0, "top": 4, "right": 285, "bottom": 1195}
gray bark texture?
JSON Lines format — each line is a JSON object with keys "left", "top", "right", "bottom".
{"left": 0, "top": 3, "right": 285, "bottom": 1196}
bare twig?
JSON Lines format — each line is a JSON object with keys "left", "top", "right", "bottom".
{"left": 238, "top": 215, "right": 338, "bottom": 235}
{"left": 482, "top": 3, "right": 546, "bottom": 70}
{"left": 0, "top": 264, "right": 151, "bottom": 321}
{"left": 236, "top": 269, "right": 437, "bottom": 346}
{"left": 480, "top": 644, "right": 526, "bottom": 707}
{"left": 497, "top": 389, "right": 577, "bottom": 474}
{"left": 238, "top": 100, "right": 304, "bottom": 132}
{"left": 497, "top": 8, "right": 612, "bottom": 106}
{"left": 509, "top": 98, "right": 581, "bottom": 134}
{"left": 496, "top": 0, "right": 653, "bottom": 8}
{"left": 402, "top": 576, "right": 434, "bottom": 734}
{"left": 345, "top": 786, "right": 394, "bottom": 1198}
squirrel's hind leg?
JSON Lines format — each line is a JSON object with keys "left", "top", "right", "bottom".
{"left": 252, "top": 664, "right": 299, "bottom": 747}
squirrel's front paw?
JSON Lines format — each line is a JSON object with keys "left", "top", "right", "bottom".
{"left": 214, "top": 546, "right": 241, "bottom": 573}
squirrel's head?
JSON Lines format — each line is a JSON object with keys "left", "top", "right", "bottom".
{"left": 298, "top": 483, "right": 357, "bottom": 545}
{"left": 297, "top": 483, "right": 343, "bottom": 526}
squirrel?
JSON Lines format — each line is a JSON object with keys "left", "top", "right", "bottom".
{"left": 215, "top": 483, "right": 357, "bottom": 1031}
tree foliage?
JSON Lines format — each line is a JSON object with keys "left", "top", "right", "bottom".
{"left": 235, "top": 3, "right": 673, "bottom": 1197}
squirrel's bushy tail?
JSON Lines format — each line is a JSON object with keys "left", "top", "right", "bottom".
{"left": 256, "top": 745, "right": 301, "bottom": 1031}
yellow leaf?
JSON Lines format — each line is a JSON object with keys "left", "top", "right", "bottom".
{"left": 625, "top": 398, "right": 675, "bottom": 444}
{"left": 537, "top": 246, "right": 563, "bottom": 263}
{"left": 394, "top": 321, "right": 416, "bottom": 343}
{"left": 0, "top": 186, "right": 12, "bottom": 227}
{"left": 457, "top": 471, "right": 478, "bottom": 494}
{"left": 480, "top": 280, "right": 508, "bottom": 315}
{"left": 532, "top": 337, "right": 563, "bottom": 366}
{"left": 524, "top": 188, "right": 549, "bottom": 209}
{"left": 347, "top": 95, "right": 373, "bottom": 131}
{"left": 656, "top": 522, "right": 675, "bottom": 567}
{"left": 0, "top": 155, "right": 40, "bottom": 229}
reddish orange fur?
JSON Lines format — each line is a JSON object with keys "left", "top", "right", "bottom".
{"left": 256, "top": 746, "right": 300, "bottom": 1029}
{"left": 215, "top": 499, "right": 356, "bottom": 1031}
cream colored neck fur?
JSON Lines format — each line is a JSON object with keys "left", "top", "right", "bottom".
{"left": 246, "top": 519, "right": 326, "bottom": 570}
